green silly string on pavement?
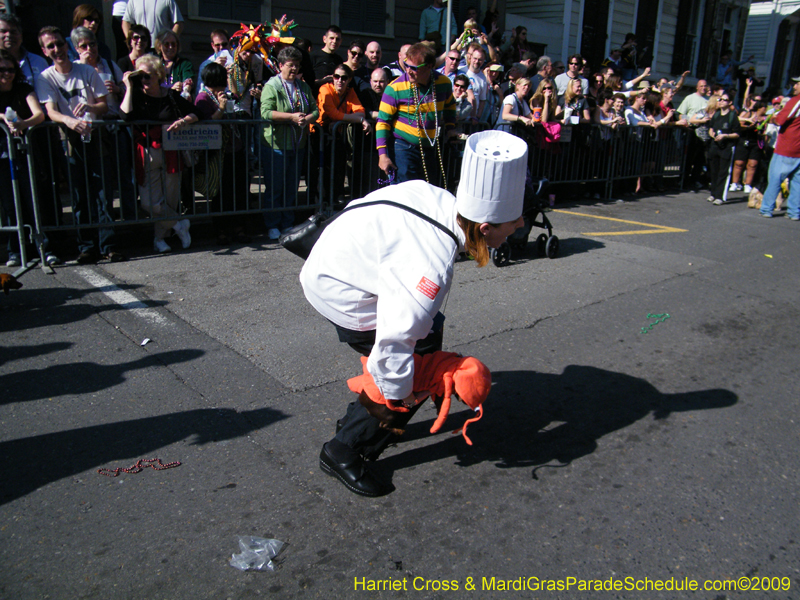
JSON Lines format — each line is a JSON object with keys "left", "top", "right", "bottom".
{"left": 641, "top": 313, "right": 670, "bottom": 334}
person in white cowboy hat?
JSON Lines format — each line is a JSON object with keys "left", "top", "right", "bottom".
{"left": 299, "top": 130, "right": 528, "bottom": 496}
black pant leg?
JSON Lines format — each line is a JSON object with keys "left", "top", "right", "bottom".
{"left": 329, "top": 313, "right": 445, "bottom": 460}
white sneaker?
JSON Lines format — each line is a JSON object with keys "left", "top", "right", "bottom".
{"left": 6, "top": 253, "right": 20, "bottom": 267}
{"left": 268, "top": 227, "right": 281, "bottom": 241}
{"left": 174, "top": 219, "right": 191, "bottom": 249}
{"left": 707, "top": 195, "right": 715, "bottom": 202}
{"left": 154, "top": 238, "right": 172, "bottom": 253}
{"left": 743, "top": 184, "right": 752, "bottom": 193}
{"left": 713, "top": 198, "right": 726, "bottom": 205}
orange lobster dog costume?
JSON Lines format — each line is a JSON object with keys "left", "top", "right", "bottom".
{"left": 347, "top": 351, "right": 491, "bottom": 445}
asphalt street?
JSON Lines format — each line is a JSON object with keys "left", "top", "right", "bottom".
{"left": 1, "top": 188, "right": 798, "bottom": 600}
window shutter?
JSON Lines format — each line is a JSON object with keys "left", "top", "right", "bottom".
{"left": 671, "top": 0, "right": 694, "bottom": 73}
{"left": 340, "top": 0, "right": 386, "bottom": 35}
{"left": 199, "top": 0, "right": 261, "bottom": 22}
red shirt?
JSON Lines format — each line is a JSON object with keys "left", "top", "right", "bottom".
{"left": 774, "top": 94, "right": 800, "bottom": 158}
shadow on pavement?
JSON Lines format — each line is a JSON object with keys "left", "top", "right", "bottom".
{"left": 0, "top": 406, "right": 287, "bottom": 504}
{"left": 509, "top": 237, "right": 606, "bottom": 265}
{"left": 0, "top": 285, "right": 165, "bottom": 333}
{"left": 0, "top": 341, "right": 73, "bottom": 367}
{"left": 0, "top": 349, "right": 205, "bottom": 404}
{"left": 379, "top": 365, "right": 738, "bottom": 480}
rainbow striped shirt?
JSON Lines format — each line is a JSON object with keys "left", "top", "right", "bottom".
{"left": 376, "top": 73, "right": 456, "bottom": 156}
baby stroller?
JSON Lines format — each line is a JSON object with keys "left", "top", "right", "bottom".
{"left": 490, "top": 177, "right": 559, "bottom": 267}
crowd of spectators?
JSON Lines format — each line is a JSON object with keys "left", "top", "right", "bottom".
{"left": 1, "top": 4, "right": 798, "bottom": 268}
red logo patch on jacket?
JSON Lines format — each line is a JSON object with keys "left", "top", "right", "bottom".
{"left": 416, "top": 276, "right": 440, "bottom": 300}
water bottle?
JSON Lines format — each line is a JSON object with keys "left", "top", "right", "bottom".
{"left": 5, "top": 107, "right": 18, "bottom": 125}
{"left": 81, "top": 112, "right": 93, "bottom": 143}
{"left": 181, "top": 83, "right": 192, "bottom": 101}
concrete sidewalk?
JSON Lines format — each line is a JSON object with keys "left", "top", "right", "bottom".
{"left": 1, "top": 189, "right": 798, "bottom": 599}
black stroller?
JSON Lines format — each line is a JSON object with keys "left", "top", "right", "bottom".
{"left": 490, "top": 177, "right": 559, "bottom": 267}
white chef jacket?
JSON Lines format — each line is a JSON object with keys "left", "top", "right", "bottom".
{"left": 300, "top": 181, "right": 466, "bottom": 401}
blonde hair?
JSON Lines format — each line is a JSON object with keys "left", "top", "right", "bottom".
{"left": 135, "top": 54, "right": 167, "bottom": 82}
{"left": 563, "top": 77, "right": 583, "bottom": 104}
{"left": 457, "top": 214, "right": 490, "bottom": 267}
{"left": 531, "top": 78, "right": 557, "bottom": 114}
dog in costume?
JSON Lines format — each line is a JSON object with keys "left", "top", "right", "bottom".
{"left": 347, "top": 351, "right": 492, "bottom": 445}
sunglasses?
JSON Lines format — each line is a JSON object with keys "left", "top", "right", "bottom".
{"left": 45, "top": 40, "right": 66, "bottom": 50}
{"left": 543, "top": 87, "right": 553, "bottom": 90}
{"left": 446, "top": 56, "right": 460, "bottom": 61}
{"left": 453, "top": 83, "right": 467, "bottom": 89}
{"left": 0, "top": 67, "right": 15, "bottom": 74}
{"left": 719, "top": 98, "right": 730, "bottom": 102}
{"left": 131, "top": 35, "right": 147, "bottom": 42}
{"left": 212, "top": 42, "right": 228, "bottom": 48}
{"left": 332, "top": 73, "right": 349, "bottom": 80}
{"left": 403, "top": 61, "right": 429, "bottom": 72}
{"left": 349, "top": 49, "right": 363, "bottom": 57}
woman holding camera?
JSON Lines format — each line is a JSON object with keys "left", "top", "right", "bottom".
{"left": 120, "top": 54, "right": 198, "bottom": 252}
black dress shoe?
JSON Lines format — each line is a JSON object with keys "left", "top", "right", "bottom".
{"left": 319, "top": 443, "right": 392, "bottom": 497}
{"left": 76, "top": 250, "right": 99, "bottom": 265}
{"left": 106, "top": 251, "right": 127, "bottom": 263}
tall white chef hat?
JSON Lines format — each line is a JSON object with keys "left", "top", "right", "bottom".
{"left": 456, "top": 130, "right": 528, "bottom": 224}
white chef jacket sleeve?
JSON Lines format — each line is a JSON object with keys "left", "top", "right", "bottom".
{"left": 366, "top": 263, "right": 448, "bottom": 400}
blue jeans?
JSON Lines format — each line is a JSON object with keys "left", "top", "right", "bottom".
{"left": 68, "top": 136, "right": 116, "bottom": 255}
{"left": 759, "top": 153, "right": 800, "bottom": 219}
{"left": 261, "top": 144, "right": 299, "bottom": 231}
{"left": 390, "top": 137, "right": 441, "bottom": 185}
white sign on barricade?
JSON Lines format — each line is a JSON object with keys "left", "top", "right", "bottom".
{"left": 161, "top": 124, "right": 223, "bottom": 151}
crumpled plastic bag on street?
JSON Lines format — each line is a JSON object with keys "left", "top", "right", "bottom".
{"left": 229, "top": 536, "right": 284, "bottom": 571}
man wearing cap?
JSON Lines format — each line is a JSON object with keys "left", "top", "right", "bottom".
{"left": 300, "top": 130, "right": 527, "bottom": 496}
{"left": 482, "top": 63, "right": 503, "bottom": 125}
{"left": 376, "top": 42, "right": 456, "bottom": 184}
{"left": 759, "top": 76, "right": 800, "bottom": 220}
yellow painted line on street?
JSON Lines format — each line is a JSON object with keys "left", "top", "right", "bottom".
{"left": 551, "top": 209, "right": 688, "bottom": 236}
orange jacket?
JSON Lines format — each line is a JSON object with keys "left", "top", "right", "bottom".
{"left": 316, "top": 83, "right": 365, "bottom": 128}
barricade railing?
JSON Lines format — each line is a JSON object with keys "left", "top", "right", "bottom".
{"left": 316, "top": 121, "right": 690, "bottom": 205}
{"left": 504, "top": 121, "right": 690, "bottom": 198}
{"left": 22, "top": 118, "right": 319, "bottom": 242}
{"left": 1, "top": 123, "right": 36, "bottom": 270}
{"left": 6, "top": 117, "right": 691, "bottom": 270}
{"left": 319, "top": 120, "right": 490, "bottom": 206}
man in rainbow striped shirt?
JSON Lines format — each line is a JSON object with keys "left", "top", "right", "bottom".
{"left": 376, "top": 43, "right": 456, "bottom": 185}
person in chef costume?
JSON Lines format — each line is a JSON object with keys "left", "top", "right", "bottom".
{"left": 300, "top": 130, "right": 528, "bottom": 496}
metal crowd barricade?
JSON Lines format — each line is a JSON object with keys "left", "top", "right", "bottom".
{"left": 506, "top": 122, "right": 690, "bottom": 198}
{"left": 9, "top": 116, "right": 690, "bottom": 271}
{"left": 1, "top": 123, "right": 37, "bottom": 271}
{"left": 22, "top": 117, "right": 319, "bottom": 255}
{"left": 319, "top": 120, "right": 491, "bottom": 206}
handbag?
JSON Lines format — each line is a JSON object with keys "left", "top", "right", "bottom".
{"left": 280, "top": 200, "right": 459, "bottom": 260}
